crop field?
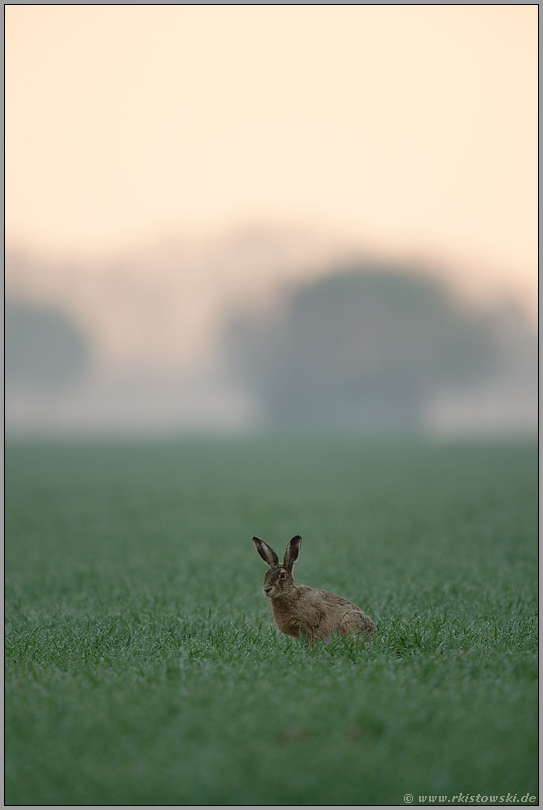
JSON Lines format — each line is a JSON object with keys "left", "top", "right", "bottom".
{"left": 5, "top": 439, "right": 538, "bottom": 806}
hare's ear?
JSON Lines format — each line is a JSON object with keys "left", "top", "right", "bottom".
{"left": 284, "top": 535, "right": 302, "bottom": 571}
{"left": 252, "top": 536, "right": 279, "bottom": 567}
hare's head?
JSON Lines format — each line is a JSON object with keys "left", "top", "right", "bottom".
{"left": 253, "top": 535, "right": 302, "bottom": 599}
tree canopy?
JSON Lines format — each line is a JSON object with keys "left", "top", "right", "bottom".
{"left": 226, "top": 264, "right": 504, "bottom": 433}
{"left": 6, "top": 300, "right": 90, "bottom": 388}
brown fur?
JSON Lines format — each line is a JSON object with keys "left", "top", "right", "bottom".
{"left": 252, "top": 535, "right": 376, "bottom": 643}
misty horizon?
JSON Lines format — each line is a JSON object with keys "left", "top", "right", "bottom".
{"left": 5, "top": 231, "right": 537, "bottom": 439}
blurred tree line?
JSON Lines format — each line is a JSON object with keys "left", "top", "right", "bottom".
{"left": 226, "top": 263, "right": 535, "bottom": 433}
{"left": 5, "top": 260, "right": 536, "bottom": 436}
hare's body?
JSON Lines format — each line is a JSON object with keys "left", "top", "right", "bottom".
{"left": 270, "top": 583, "right": 376, "bottom": 642}
{"left": 253, "top": 535, "right": 376, "bottom": 643}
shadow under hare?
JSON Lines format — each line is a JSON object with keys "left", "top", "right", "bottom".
{"left": 253, "top": 535, "right": 376, "bottom": 643}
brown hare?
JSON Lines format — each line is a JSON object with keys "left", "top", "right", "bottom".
{"left": 253, "top": 535, "right": 376, "bottom": 643}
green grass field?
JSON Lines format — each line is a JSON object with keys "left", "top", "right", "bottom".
{"left": 5, "top": 439, "right": 538, "bottom": 806}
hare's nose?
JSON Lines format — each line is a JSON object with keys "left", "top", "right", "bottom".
{"left": 264, "top": 586, "right": 272, "bottom": 595}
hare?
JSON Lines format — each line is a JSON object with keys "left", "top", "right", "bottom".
{"left": 253, "top": 535, "right": 376, "bottom": 643}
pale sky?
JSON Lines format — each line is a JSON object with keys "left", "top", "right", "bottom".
{"left": 5, "top": 5, "right": 538, "bottom": 311}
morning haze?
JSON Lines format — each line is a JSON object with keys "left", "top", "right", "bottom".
{"left": 5, "top": 236, "right": 537, "bottom": 437}
{"left": 5, "top": 6, "right": 537, "bottom": 437}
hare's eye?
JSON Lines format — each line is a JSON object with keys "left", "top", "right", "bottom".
{"left": 279, "top": 572, "right": 286, "bottom": 579}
